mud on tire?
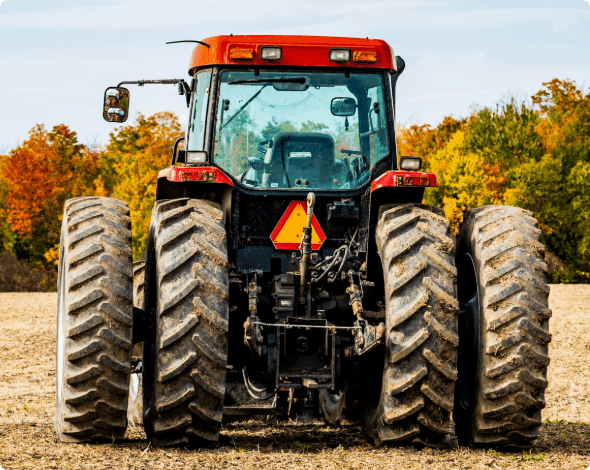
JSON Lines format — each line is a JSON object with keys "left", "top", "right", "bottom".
{"left": 454, "top": 205, "right": 551, "bottom": 448}
{"left": 363, "top": 203, "right": 458, "bottom": 445}
{"left": 55, "top": 196, "right": 134, "bottom": 442}
{"left": 143, "top": 198, "right": 229, "bottom": 446}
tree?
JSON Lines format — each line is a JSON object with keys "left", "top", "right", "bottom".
{"left": 0, "top": 155, "right": 9, "bottom": 251}
{"left": 1, "top": 125, "right": 100, "bottom": 266}
{"left": 106, "top": 112, "right": 182, "bottom": 258}
{"left": 465, "top": 98, "right": 544, "bottom": 187}
{"left": 424, "top": 131, "right": 506, "bottom": 231}
{"left": 530, "top": 79, "right": 590, "bottom": 280}
{"left": 396, "top": 116, "right": 466, "bottom": 171}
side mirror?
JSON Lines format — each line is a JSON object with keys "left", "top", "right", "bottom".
{"left": 331, "top": 97, "right": 356, "bottom": 117}
{"left": 103, "top": 87, "right": 130, "bottom": 123}
{"left": 248, "top": 157, "right": 264, "bottom": 172}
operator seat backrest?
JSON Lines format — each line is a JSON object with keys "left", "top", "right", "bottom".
{"left": 263, "top": 132, "right": 335, "bottom": 188}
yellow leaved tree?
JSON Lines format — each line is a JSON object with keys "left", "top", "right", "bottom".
{"left": 103, "top": 112, "right": 182, "bottom": 259}
{"left": 423, "top": 131, "right": 507, "bottom": 232}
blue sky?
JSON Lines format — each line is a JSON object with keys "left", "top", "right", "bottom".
{"left": 1, "top": 0, "right": 589, "bottom": 152}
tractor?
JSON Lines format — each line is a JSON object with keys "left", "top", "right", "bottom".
{"left": 54, "top": 35, "right": 551, "bottom": 447}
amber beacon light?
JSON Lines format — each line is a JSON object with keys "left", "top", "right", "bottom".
{"left": 230, "top": 48, "right": 254, "bottom": 60}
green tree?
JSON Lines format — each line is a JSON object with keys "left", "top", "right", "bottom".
{"left": 465, "top": 98, "right": 544, "bottom": 186}
{"left": 531, "top": 79, "right": 590, "bottom": 280}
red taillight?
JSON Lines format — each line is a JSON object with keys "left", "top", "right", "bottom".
{"left": 370, "top": 171, "right": 438, "bottom": 192}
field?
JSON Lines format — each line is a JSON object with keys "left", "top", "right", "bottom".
{"left": 0, "top": 285, "right": 589, "bottom": 469}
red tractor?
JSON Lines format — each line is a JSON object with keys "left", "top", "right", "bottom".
{"left": 54, "top": 35, "right": 551, "bottom": 448}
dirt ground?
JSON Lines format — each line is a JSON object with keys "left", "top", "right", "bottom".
{"left": 0, "top": 286, "right": 589, "bottom": 469}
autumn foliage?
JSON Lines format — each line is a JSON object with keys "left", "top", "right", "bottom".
{"left": 397, "top": 79, "right": 590, "bottom": 282}
{"left": 0, "top": 80, "right": 588, "bottom": 288}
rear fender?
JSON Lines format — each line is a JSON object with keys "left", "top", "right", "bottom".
{"left": 364, "top": 170, "right": 439, "bottom": 279}
{"left": 155, "top": 167, "right": 234, "bottom": 223}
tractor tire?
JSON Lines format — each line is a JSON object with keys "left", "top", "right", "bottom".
{"left": 133, "top": 260, "right": 146, "bottom": 309}
{"left": 363, "top": 203, "right": 458, "bottom": 446}
{"left": 453, "top": 205, "right": 551, "bottom": 448}
{"left": 55, "top": 196, "right": 134, "bottom": 442}
{"left": 132, "top": 260, "right": 145, "bottom": 361}
{"left": 128, "top": 261, "right": 146, "bottom": 427}
{"left": 143, "top": 198, "right": 229, "bottom": 446}
{"left": 319, "top": 363, "right": 362, "bottom": 425}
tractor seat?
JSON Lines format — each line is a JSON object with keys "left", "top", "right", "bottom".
{"left": 263, "top": 132, "right": 336, "bottom": 189}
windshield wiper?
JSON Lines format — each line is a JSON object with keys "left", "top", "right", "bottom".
{"left": 222, "top": 85, "right": 268, "bottom": 129}
{"left": 222, "top": 78, "right": 308, "bottom": 129}
{"left": 228, "top": 77, "right": 306, "bottom": 85}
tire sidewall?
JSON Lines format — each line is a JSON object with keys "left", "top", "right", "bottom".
{"left": 54, "top": 213, "right": 69, "bottom": 434}
{"left": 454, "top": 211, "right": 484, "bottom": 444}
{"left": 141, "top": 209, "right": 158, "bottom": 439}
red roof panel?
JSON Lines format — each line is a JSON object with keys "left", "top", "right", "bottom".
{"left": 188, "top": 35, "right": 395, "bottom": 74}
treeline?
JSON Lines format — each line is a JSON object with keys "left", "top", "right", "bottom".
{"left": 0, "top": 112, "right": 181, "bottom": 291}
{"left": 397, "top": 79, "right": 589, "bottom": 282}
{"left": 0, "top": 79, "right": 588, "bottom": 288}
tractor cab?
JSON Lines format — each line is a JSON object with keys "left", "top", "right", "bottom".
{"left": 204, "top": 66, "right": 392, "bottom": 191}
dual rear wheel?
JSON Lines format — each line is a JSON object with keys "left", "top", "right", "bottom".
{"left": 55, "top": 197, "right": 230, "bottom": 446}
{"left": 55, "top": 198, "right": 550, "bottom": 448}
{"left": 320, "top": 203, "right": 550, "bottom": 449}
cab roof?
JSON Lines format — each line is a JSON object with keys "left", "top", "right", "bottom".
{"left": 188, "top": 35, "right": 395, "bottom": 75}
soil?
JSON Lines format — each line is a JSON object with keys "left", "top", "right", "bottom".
{"left": 0, "top": 286, "right": 589, "bottom": 469}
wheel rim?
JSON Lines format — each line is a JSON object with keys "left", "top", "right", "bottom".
{"left": 456, "top": 253, "right": 480, "bottom": 411}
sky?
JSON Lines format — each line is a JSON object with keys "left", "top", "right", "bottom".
{"left": 1, "top": 0, "right": 589, "bottom": 152}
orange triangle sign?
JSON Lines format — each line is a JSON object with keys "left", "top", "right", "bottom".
{"left": 270, "top": 201, "right": 326, "bottom": 250}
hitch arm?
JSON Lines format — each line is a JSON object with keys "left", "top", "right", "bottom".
{"left": 299, "top": 192, "right": 315, "bottom": 304}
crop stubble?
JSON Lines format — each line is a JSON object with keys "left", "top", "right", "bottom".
{"left": 0, "top": 286, "right": 589, "bottom": 469}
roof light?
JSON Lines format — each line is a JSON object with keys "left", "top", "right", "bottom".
{"left": 230, "top": 48, "right": 254, "bottom": 60}
{"left": 329, "top": 48, "right": 350, "bottom": 62}
{"left": 399, "top": 156, "right": 422, "bottom": 171}
{"left": 353, "top": 51, "right": 377, "bottom": 63}
{"left": 261, "top": 46, "right": 282, "bottom": 61}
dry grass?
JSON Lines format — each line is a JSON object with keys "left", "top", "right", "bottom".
{"left": 0, "top": 286, "right": 589, "bottom": 469}
{"left": 0, "top": 252, "right": 56, "bottom": 293}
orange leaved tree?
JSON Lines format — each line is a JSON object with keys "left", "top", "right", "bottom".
{"left": 1, "top": 125, "right": 100, "bottom": 266}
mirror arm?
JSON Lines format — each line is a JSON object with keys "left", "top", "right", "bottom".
{"left": 116, "top": 79, "right": 188, "bottom": 87}
{"left": 172, "top": 137, "right": 185, "bottom": 165}
{"left": 116, "top": 79, "right": 192, "bottom": 107}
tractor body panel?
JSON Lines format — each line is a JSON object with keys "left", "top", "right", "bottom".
{"left": 188, "top": 35, "right": 396, "bottom": 75}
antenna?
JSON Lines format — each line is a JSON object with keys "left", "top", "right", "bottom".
{"left": 166, "top": 40, "right": 210, "bottom": 48}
